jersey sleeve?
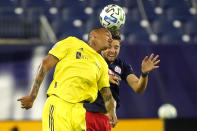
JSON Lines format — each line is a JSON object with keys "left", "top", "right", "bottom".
{"left": 97, "top": 61, "right": 110, "bottom": 91}
{"left": 49, "top": 37, "right": 73, "bottom": 60}
{"left": 122, "top": 62, "right": 134, "bottom": 80}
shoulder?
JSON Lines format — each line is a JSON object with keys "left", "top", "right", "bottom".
{"left": 100, "top": 55, "right": 108, "bottom": 64}
{"left": 59, "top": 36, "right": 78, "bottom": 43}
{"left": 98, "top": 55, "right": 108, "bottom": 68}
{"left": 57, "top": 37, "right": 87, "bottom": 47}
{"left": 115, "top": 58, "right": 133, "bottom": 71}
{"left": 115, "top": 58, "right": 130, "bottom": 67}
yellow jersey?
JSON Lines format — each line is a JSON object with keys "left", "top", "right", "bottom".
{"left": 47, "top": 36, "right": 110, "bottom": 103}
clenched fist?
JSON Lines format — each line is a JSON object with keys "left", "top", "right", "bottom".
{"left": 17, "top": 95, "right": 35, "bottom": 110}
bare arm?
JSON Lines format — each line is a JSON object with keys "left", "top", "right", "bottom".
{"left": 126, "top": 74, "right": 148, "bottom": 94}
{"left": 127, "top": 53, "right": 160, "bottom": 94}
{"left": 30, "top": 54, "right": 58, "bottom": 99}
{"left": 100, "top": 87, "right": 118, "bottom": 128}
{"left": 17, "top": 54, "right": 58, "bottom": 109}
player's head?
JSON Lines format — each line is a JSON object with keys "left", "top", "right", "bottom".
{"left": 88, "top": 28, "right": 113, "bottom": 52}
{"left": 102, "top": 31, "right": 121, "bottom": 63}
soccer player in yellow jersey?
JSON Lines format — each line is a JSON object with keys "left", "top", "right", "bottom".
{"left": 17, "top": 28, "right": 118, "bottom": 131}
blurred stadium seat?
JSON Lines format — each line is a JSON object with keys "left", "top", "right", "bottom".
{"left": 152, "top": 18, "right": 177, "bottom": 35}
{"left": 0, "top": 0, "right": 196, "bottom": 44}
{"left": 124, "top": 0, "right": 137, "bottom": 8}
{"left": 126, "top": 8, "right": 141, "bottom": 22}
{"left": 156, "top": 0, "right": 185, "bottom": 8}
{"left": 127, "top": 32, "right": 151, "bottom": 44}
{"left": 192, "top": 35, "right": 197, "bottom": 43}
{"left": 0, "top": 0, "right": 14, "bottom": 7}
{"left": 123, "top": 21, "right": 145, "bottom": 35}
{"left": 165, "top": 7, "right": 192, "bottom": 22}
{"left": 161, "top": 32, "right": 183, "bottom": 44}
{"left": 183, "top": 19, "right": 197, "bottom": 36}
{"left": 24, "top": 0, "right": 49, "bottom": 8}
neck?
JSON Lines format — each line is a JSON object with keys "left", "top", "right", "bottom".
{"left": 103, "top": 56, "right": 114, "bottom": 65}
{"left": 108, "top": 60, "right": 114, "bottom": 65}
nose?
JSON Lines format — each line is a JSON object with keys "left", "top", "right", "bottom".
{"left": 109, "top": 47, "right": 115, "bottom": 53}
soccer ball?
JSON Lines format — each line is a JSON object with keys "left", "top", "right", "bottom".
{"left": 158, "top": 104, "right": 177, "bottom": 119}
{"left": 99, "top": 4, "right": 126, "bottom": 31}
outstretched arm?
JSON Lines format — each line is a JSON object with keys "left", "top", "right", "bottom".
{"left": 127, "top": 53, "right": 160, "bottom": 94}
{"left": 17, "top": 54, "right": 58, "bottom": 109}
{"left": 100, "top": 87, "right": 118, "bottom": 128}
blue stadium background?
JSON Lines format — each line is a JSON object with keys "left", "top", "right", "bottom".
{"left": 0, "top": 0, "right": 197, "bottom": 120}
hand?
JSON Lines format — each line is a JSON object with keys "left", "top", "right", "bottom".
{"left": 17, "top": 95, "right": 35, "bottom": 110}
{"left": 141, "top": 53, "right": 160, "bottom": 74}
{"left": 109, "top": 75, "right": 121, "bottom": 85}
{"left": 107, "top": 112, "right": 118, "bottom": 128}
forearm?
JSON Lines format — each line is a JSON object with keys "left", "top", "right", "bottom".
{"left": 100, "top": 87, "right": 116, "bottom": 114}
{"left": 127, "top": 74, "right": 148, "bottom": 94}
{"left": 29, "top": 63, "right": 47, "bottom": 100}
{"left": 17, "top": 55, "right": 58, "bottom": 110}
{"left": 136, "top": 75, "right": 148, "bottom": 93}
{"left": 29, "top": 54, "right": 58, "bottom": 100}
{"left": 135, "top": 53, "right": 160, "bottom": 93}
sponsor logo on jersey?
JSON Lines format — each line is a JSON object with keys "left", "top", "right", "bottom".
{"left": 115, "top": 66, "right": 121, "bottom": 74}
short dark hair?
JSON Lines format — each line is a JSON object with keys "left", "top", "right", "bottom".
{"left": 111, "top": 31, "right": 121, "bottom": 41}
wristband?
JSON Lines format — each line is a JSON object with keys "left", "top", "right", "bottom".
{"left": 141, "top": 72, "right": 148, "bottom": 78}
